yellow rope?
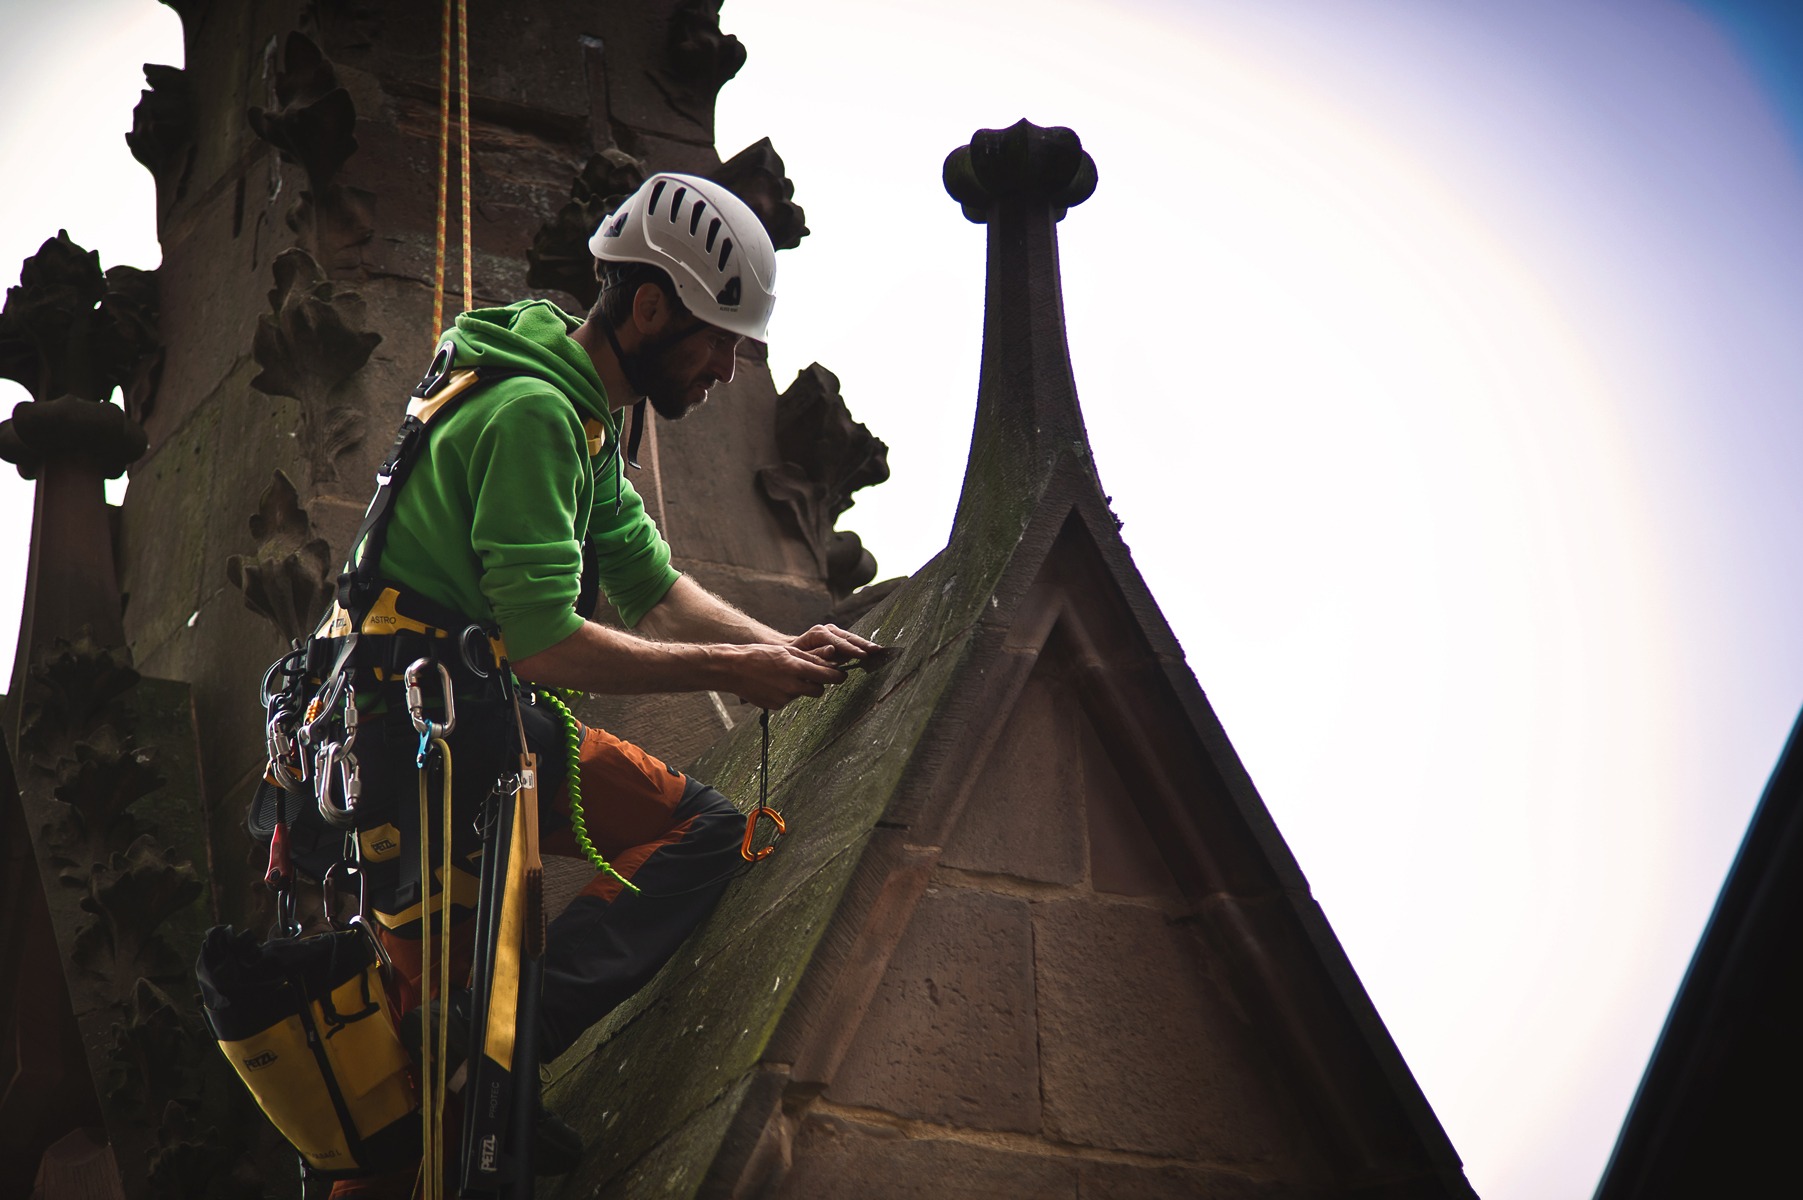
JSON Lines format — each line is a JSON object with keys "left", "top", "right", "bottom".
{"left": 457, "top": 0, "right": 473, "bottom": 312}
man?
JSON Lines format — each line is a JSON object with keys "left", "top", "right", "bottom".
{"left": 336, "top": 172, "right": 879, "bottom": 1192}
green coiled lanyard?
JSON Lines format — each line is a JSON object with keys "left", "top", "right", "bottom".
{"left": 535, "top": 688, "right": 640, "bottom": 894}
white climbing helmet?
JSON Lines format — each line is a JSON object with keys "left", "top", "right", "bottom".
{"left": 588, "top": 172, "right": 777, "bottom": 341}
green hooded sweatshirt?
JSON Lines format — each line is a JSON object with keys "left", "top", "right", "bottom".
{"left": 377, "top": 299, "right": 679, "bottom": 660}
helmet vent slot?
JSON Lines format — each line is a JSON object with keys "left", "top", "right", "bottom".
{"left": 717, "top": 238, "right": 733, "bottom": 271}
{"left": 647, "top": 179, "right": 667, "bottom": 216}
{"left": 689, "top": 201, "right": 707, "bottom": 235}
{"left": 705, "top": 218, "right": 722, "bottom": 251}
{"left": 670, "top": 187, "right": 688, "bottom": 220}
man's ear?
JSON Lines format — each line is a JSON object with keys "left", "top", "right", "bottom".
{"left": 631, "top": 281, "right": 667, "bottom": 332}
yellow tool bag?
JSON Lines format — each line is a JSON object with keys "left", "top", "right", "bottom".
{"left": 196, "top": 925, "right": 420, "bottom": 1180}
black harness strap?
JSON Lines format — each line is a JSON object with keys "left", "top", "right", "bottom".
{"left": 337, "top": 353, "right": 537, "bottom": 622}
{"left": 336, "top": 346, "right": 611, "bottom": 639}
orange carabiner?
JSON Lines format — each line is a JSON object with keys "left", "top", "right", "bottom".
{"left": 741, "top": 806, "right": 787, "bottom": 862}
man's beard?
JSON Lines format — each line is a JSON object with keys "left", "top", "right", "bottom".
{"left": 647, "top": 387, "right": 699, "bottom": 420}
{"left": 640, "top": 345, "right": 711, "bottom": 420}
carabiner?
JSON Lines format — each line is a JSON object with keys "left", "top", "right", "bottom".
{"left": 270, "top": 887, "right": 301, "bottom": 941}
{"left": 298, "top": 672, "right": 348, "bottom": 750}
{"left": 323, "top": 859, "right": 367, "bottom": 931}
{"left": 404, "top": 658, "right": 457, "bottom": 739}
{"left": 266, "top": 709, "right": 300, "bottom": 779}
{"left": 338, "top": 689, "right": 360, "bottom": 752}
{"left": 315, "top": 741, "right": 359, "bottom": 829}
{"left": 266, "top": 824, "right": 302, "bottom": 939}
{"left": 740, "top": 806, "right": 787, "bottom": 863}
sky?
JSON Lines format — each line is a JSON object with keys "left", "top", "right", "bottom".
{"left": 4, "top": 1, "right": 1802, "bottom": 1197}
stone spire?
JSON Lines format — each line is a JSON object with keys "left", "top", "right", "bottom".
{"left": 0, "top": 232, "right": 156, "bottom": 701}
{"left": 942, "top": 120, "right": 1098, "bottom": 550}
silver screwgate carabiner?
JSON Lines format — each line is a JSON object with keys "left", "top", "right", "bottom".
{"left": 405, "top": 658, "right": 457, "bottom": 770}
{"left": 316, "top": 740, "right": 357, "bottom": 828}
{"left": 317, "top": 746, "right": 364, "bottom": 829}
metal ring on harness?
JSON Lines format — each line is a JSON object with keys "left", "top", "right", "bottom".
{"left": 261, "top": 646, "right": 306, "bottom": 708}
{"left": 405, "top": 658, "right": 457, "bottom": 739}
{"left": 458, "top": 624, "right": 492, "bottom": 680}
{"left": 417, "top": 340, "right": 456, "bottom": 398}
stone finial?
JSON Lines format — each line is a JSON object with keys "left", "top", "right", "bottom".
{"left": 943, "top": 119, "right": 1097, "bottom": 225}
{"left": 756, "top": 363, "right": 889, "bottom": 598}
{"left": 225, "top": 470, "right": 335, "bottom": 643}
{"left": 668, "top": 0, "right": 747, "bottom": 90}
{"left": 126, "top": 64, "right": 194, "bottom": 195}
{"left": 528, "top": 148, "right": 649, "bottom": 310}
{"left": 0, "top": 236, "right": 157, "bottom": 678}
{"left": 248, "top": 31, "right": 373, "bottom": 271}
{"left": 0, "top": 233, "right": 162, "bottom": 408}
{"left": 711, "top": 138, "right": 808, "bottom": 251}
{"left": 250, "top": 247, "right": 381, "bottom": 487}
{"left": 0, "top": 233, "right": 156, "bottom": 479}
{"left": 941, "top": 122, "right": 1099, "bottom": 543}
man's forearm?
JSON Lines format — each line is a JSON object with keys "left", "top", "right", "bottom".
{"left": 511, "top": 610, "right": 847, "bottom": 710}
{"left": 511, "top": 618, "right": 730, "bottom": 693}
{"left": 635, "top": 575, "right": 785, "bottom": 646}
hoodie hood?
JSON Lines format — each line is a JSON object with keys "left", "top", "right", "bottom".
{"left": 443, "top": 299, "right": 614, "bottom": 429}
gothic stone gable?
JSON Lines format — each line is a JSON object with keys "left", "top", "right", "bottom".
{"left": 535, "top": 120, "right": 1473, "bottom": 1199}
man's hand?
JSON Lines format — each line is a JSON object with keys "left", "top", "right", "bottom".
{"left": 788, "top": 623, "right": 886, "bottom": 666}
{"left": 514, "top": 581, "right": 890, "bottom": 710}
{"left": 721, "top": 643, "right": 849, "bottom": 709}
